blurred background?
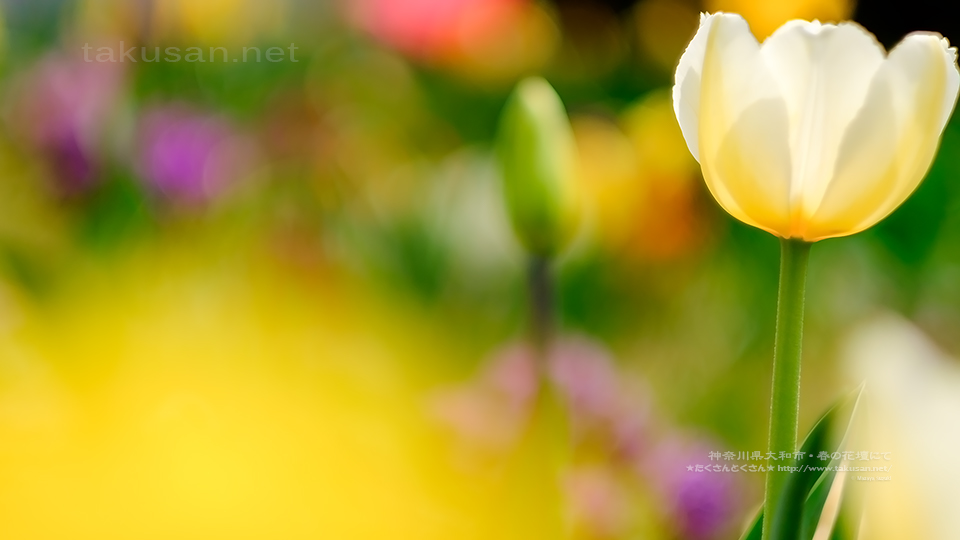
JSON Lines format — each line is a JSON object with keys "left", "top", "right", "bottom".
{"left": 1, "top": 1, "right": 959, "bottom": 539}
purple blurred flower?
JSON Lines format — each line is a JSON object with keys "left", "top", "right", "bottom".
{"left": 50, "top": 132, "right": 97, "bottom": 190}
{"left": 11, "top": 54, "right": 124, "bottom": 194}
{"left": 137, "top": 106, "right": 257, "bottom": 204}
{"left": 642, "top": 437, "right": 740, "bottom": 540}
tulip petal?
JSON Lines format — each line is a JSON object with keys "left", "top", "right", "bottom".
{"left": 806, "top": 33, "right": 959, "bottom": 240}
{"left": 759, "top": 21, "right": 886, "bottom": 236}
{"left": 696, "top": 13, "right": 793, "bottom": 234}
{"left": 673, "top": 13, "right": 720, "bottom": 162}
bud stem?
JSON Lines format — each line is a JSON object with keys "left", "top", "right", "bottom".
{"left": 528, "top": 255, "right": 554, "bottom": 356}
{"left": 498, "top": 255, "right": 568, "bottom": 539}
{"left": 762, "top": 238, "right": 812, "bottom": 540}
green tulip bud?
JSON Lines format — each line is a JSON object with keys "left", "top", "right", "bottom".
{"left": 496, "top": 77, "right": 580, "bottom": 257}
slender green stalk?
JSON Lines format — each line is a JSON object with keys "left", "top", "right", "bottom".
{"left": 528, "top": 254, "right": 554, "bottom": 356}
{"left": 525, "top": 252, "right": 566, "bottom": 457}
{"left": 762, "top": 238, "right": 812, "bottom": 540}
{"left": 496, "top": 254, "right": 567, "bottom": 540}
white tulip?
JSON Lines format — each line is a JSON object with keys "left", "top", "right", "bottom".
{"left": 674, "top": 13, "right": 960, "bottom": 241}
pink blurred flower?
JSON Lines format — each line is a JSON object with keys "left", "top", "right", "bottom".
{"left": 565, "top": 466, "right": 631, "bottom": 538}
{"left": 136, "top": 105, "right": 258, "bottom": 205}
{"left": 431, "top": 342, "right": 538, "bottom": 450}
{"left": 548, "top": 337, "right": 653, "bottom": 459}
{"left": 432, "top": 336, "right": 651, "bottom": 455}
{"left": 549, "top": 338, "right": 621, "bottom": 420}
{"left": 347, "top": 0, "right": 523, "bottom": 61}
{"left": 10, "top": 54, "right": 124, "bottom": 194}
{"left": 434, "top": 337, "right": 740, "bottom": 537}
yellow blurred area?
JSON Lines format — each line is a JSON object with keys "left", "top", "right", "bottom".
{"left": 0, "top": 143, "right": 69, "bottom": 261}
{"left": 73, "top": 0, "right": 147, "bottom": 42}
{"left": 575, "top": 91, "right": 709, "bottom": 260}
{"left": 151, "top": 0, "right": 288, "bottom": 45}
{"left": 705, "top": 0, "right": 855, "bottom": 39}
{"left": 0, "top": 239, "right": 561, "bottom": 540}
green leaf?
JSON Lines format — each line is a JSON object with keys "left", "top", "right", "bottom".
{"left": 801, "top": 466, "right": 837, "bottom": 537}
{"left": 827, "top": 479, "right": 863, "bottom": 540}
{"left": 738, "top": 386, "right": 864, "bottom": 540}
{"left": 739, "top": 511, "right": 762, "bottom": 540}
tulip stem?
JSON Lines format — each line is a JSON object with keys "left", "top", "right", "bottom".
{"left": 762, "top": 238, "right": 811, "bottom": 540}
{"left": 528, "top": 255, "right": 554, "bottom": 356}
{"left": 507, "top": 255, "right": 568, "bottom": 539}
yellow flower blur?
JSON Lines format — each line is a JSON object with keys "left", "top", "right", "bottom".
{"left": 0, "top": 241, "right": 566, "bottom": 540}
{"left": 673, "top": 13, "right": 960, "bottom": 242}
{"left": 575, "top": 91, "right": 709, "bottom": 260}
{"left": 704, "top": 0, "right": 854, "bottom": 40}
{"left": 151, "top": 0, "right": 287, "bottom": 45}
